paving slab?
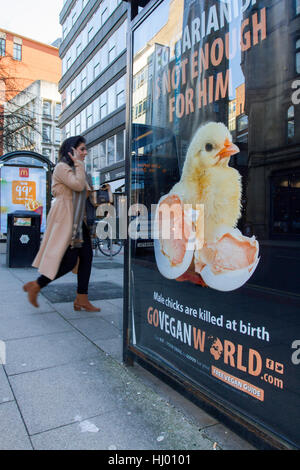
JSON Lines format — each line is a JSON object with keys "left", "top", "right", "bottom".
{"left": 0, "top": 366, "right": 14, "bottom": 404}
{"left": 0, "top": 401, "right": 33, "bottom": 450}
{"left": 4, "top": 331, "right": 103, "bottom": 376}
{"left": 105, "top": 298, "right": 123, "bottom": 309}
{"left": 53, "top": 299, "right": 118, "bottom": 321}
{"left": 28, "top": 355, "right": 215, "bottom": 450}
{"left": 69, "top": 316, "right": 120, "bottom": 342}
{"left": 94, "top": 336, "right": 123, "bottom": 363}
{"left": 0, "top": 296, "right": 54, "bottom": 317}
{"left": 8, "top": 355, "right": 129, "bottom": 435}
{"left": 202, "top": 423, "right": 256, "bottom": 451}
{"left": 30, "top": 403, "right": 212, "bottom": 451}
{"left": 0, "top": 312, "right": 73, "bottom": 341}
{"left": 102, "top": 311, "right": 123, "bottom": 331}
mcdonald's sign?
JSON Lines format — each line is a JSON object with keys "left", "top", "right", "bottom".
{"left": 19, "top": 168, "right": 29, "bottom": 178}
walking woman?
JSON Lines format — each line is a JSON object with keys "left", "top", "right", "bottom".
{"left": 23, "top": 135, "right": 100, "bottom": 312}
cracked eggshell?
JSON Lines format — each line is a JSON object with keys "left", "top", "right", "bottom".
{"left": 200, "top": 226, "right": 260, "bottom": 292}
{"left": 154, "top": 194, "right": 196, "bottom": 280}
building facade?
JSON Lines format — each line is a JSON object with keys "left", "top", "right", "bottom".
{"left": 4, "top": 80, "right": 62, "bottom": 164}
{"left": 58, "top": 0, "right": 128, "bottom": 201}
{"left": 0, "top": 28, "right": 61, "bottom": 101}
{"left": 0, "top": 29, "right": 61, "bottom": 155}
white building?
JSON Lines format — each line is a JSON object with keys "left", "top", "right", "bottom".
{"left": 4, "top": 80, "right": 62, "bottom": 164}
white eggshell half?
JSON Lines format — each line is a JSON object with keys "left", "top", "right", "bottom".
{"left": 201, "top": 256, "right": 260, "bottom": 292}
{"left": 154, "top": 237, "right": 195, "bottom": 279}
{"left": 154, "top": 194, "right": 196, "bottom": 279}
{"left": 198, "top": 225, "right": 260, "bottom": 291}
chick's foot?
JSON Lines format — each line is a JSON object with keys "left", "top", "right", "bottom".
{"left": 176, "top": 270, "right": 207, "bottom": 287}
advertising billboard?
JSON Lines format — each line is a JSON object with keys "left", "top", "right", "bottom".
{"left": 0, "top": 166, "right": 47, "bottom": 233}
{"left": 128, "top": 0, "right": 300, "bottom": 448}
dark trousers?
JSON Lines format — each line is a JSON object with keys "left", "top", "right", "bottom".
{"left": 37, "top": 222, "right": 93, "bottom": 294}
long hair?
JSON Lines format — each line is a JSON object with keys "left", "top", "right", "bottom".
{"left": 58, "top": 136, "right": 86, "bottom": 167}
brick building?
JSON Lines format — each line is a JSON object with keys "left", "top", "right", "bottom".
{"left": 0, "top": 28, "right": 61, "bottom": 154}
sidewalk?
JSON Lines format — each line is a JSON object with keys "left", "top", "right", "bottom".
{"left": 0, "top": 246, "right": 256, "bottom": 450}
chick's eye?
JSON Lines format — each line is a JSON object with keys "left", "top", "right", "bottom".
{"left": 205, "top": 143, "right": 213, "bottom": 152}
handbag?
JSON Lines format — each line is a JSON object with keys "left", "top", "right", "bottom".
{"left": 96, "top": 184, "right": 113, "bottom": 205}
{"left": 86, "top": 197, "right": 96, "bottom": 228}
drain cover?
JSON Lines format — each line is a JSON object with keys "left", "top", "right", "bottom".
{"left": 42, "top": 281, "right": 123, "bottom": 303}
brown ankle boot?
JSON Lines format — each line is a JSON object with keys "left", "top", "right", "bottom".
{"left": 23, "top": 281, "right": 40, "bottom": 308}
{"left": 74, "top": 294, "right": 101, "bottom": 312}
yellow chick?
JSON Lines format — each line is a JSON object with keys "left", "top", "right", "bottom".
{"left": 170, "top": 122, "right": 241, "bottom": 243}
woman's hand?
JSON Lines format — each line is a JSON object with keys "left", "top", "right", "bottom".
{"left": 68, "top": 147, "right": 81, "bottom": 163}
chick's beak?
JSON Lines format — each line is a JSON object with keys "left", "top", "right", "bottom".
{"left": 217, "top": 138, "right": 239, "bottom": 159}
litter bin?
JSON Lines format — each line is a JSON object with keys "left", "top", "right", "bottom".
{"left": 6, "top": 210, "right": 41, "bottom": 268}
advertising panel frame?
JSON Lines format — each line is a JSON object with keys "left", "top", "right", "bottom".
{"left": 0, "top": 151, "right": 54, "bottom": 236}
{"left": 123, "top": 0, "right": 299, "bottom": 450}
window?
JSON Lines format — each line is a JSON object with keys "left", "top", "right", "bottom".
{"left": 43, "top": 101, "right": 51, "bottom": 118}
{"left": 100, "top": 92, "right": 108, "bottom": 120}
{"left": 296, "top": 39, "right": 300, "bottom": 74}
{"left": 107, "top": 136, "right": 115, "bottom": 165}
{"left": 42, "top": 148, "right": 51, "bottom": 158}
{"left": 0, "top": 38, "right": 5, "bottom": 56}
{"left": 138, "top": 101, "right": 142, "bottom": 116}
{"left": 287, "top": 106, "right": 295, "bottom": 142}
{"left": 142, "top": 98, "right": 147, "bottom": 113}
{"left": 55, "top": 127, "right": 61, "bottom": 144}
{"left": 88, "top": 27, "right": 94, "bottom": 43}
{"left": 71, "top": 86, "right": 76, "bottom": 102}
{"left": 108, "top": 86, "right": 115, "bottom": 114}
{"left": 76, "top": 43, "right": 82, "bottom": 57}
{"left": 86, "top": 104, "right": 93, "bottom": 128}
{"left": 80, "top": 109, "right": 86, "bottom": 132}
{"left": 99, "top": 141, "right": 106, "bottom": 168}
{"left": 117, "top": 90, "right": 125, "bottom": 108}
{"left": 72, "top": 12, "right": 77, "bottom": 26}
{"left": 65, "top": 122, "right": 71, "bottom": 139}
{"left": 92, "top": 146, "right": 99, "bottom": 170}
{"left": 101, "top": 7, "right": 108, "bottom": 25}
{"left": 81, "top": 70, "right": 87, "bottom": 91}
{"left": 296, "top": 0, "right": 300, "bottom": 15}
{"left": 236, "top": 114, "right": 248, "bottom": 132}
{"left": 109, "top": 44, "right": 116, "bottom": 63}
{"left": 13, "top": 43, "right": 22, "bottom": 61}
{"left": 116, "top": 76, "right": 126, "bottom": 108}
{"left": 116, "top": 131, "right": 124, "bottom": 161}
{"left": 42, "top": 124, "right": 51, "bottom": 143}
{"left": 94, "top": 62, "right": 100, "bottom": 79}
{"left": 85, "top": 150, "right": 92, "bottom": 174}
{"left": 55, "top": 103, "right": 61, "bottom": 120}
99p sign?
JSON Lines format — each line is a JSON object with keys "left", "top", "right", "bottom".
{"left": 12, "top": 181, "right": 36, "bottom": 205}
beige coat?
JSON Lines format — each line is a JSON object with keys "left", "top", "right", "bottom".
{"left": 32, "top": 160, "right": 88, "bottom": 280}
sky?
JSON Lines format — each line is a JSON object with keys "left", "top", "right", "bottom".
{"left": 1, "top": 0, "right": 64, "bottom": 45}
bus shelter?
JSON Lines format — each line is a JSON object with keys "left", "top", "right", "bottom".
{"left": 0, "top": 151, "right": 54, "bottom": 235}
{"left": 123, "top": 0, "right": 300, "bottom": 450}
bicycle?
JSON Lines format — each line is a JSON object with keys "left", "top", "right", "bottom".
{"left": 92, "top": 219, "right": 123, "bottom": 258}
